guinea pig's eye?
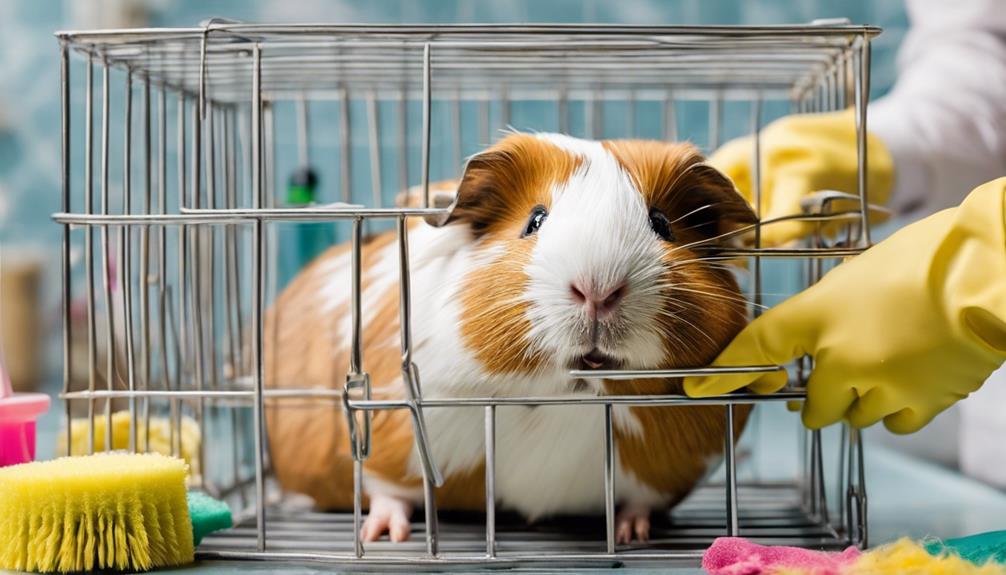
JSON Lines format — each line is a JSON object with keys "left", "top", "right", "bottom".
{"left": 522, "top": 205, "right": 548, "bottom": 238}
{"left": 648, "top": 208, "right": 676, "bottom": 242}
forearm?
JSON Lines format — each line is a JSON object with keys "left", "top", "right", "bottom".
{"left": 869, "top": 0, "right": 1006, "bottom": 218}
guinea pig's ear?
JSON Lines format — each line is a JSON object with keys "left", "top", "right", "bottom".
{"left": 424, "top": 134, "right": 577, "bottom": 234}
{"left": 397, "top": 182, "right": 460, "bottom": 211}
{"left": 423, "top": 150, "right": 498, "bottom": 229}
{"left": 675, "top": 162, "right": 758, "bottom": 241}
{"left": 604, "top": 140, "right": 756, "bottom": 242}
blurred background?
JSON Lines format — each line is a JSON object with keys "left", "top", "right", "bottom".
{"left": 1, "top": 0, "right": 916, "bottom": 463}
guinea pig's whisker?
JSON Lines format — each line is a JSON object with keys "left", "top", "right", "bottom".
{"left": 668, "top": 203, "right": 720, "bottom": 226}
{"left": 649, "top": 280, "right": 760, "bottom": 311}
{"left": 648, "top": 309, "right": 694, "bottom": 343}
{"left": 660, "top": 309, "right": 720, "bottom": 348}
{"left": 664, "top": 281, "right": 764, "bottom": 306}
{"left": 651, "top": 277, "right": 741, "bottom": 293}
{"left": 697, "top": 264, "right": 746, "bottom": 274}
{"left": 666, "top": 257, "right": 746, "bottom": 269}
{"left": 672, "top": 220, "right": 735, "bottom": 237}
{"left": 668, "top": 276, "right": 765, "bottom": 294}
{"left": 669, "top": 221, "right": 761, "bottom": 254}
{"left": 672, "top": 292, "right": 753, "bottom": 308}
{"left": 673, "top": 291, "right": 765, "bottom": 311}
{"left": 657, "top": 301, "right": 739, "bottom": 339}
{"left": 667, "top": 283, "right": 755, "bottom": 300}
{"left": 653, "top": 299, "right": 691, "bottom": 314}
{"left": 660, "top": 327, "right": 694, "bottom": 356}
{"left": 671, "top": 255, "right": 746, "bottom": 262}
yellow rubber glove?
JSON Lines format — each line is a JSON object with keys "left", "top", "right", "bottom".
{"left": 684, "top": 178, "right": 1006, "bottom": 434}
{"left": 710, "top": 110, "right": 895, "bottom": 246}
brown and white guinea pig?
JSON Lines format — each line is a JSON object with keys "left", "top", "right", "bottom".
{"left": 265, "top": 132, "right": 757, "bottom": 544}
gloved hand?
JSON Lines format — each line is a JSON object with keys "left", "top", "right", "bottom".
{"left": 684, "top": 178, "right": 1006, "bottom": 434}
{"left": 710, "top": 110, "right": 895, "bottom": 246}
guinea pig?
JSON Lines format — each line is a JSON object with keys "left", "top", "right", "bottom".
{"left": 264, "top": 133, "right": 757, "bottom": 544}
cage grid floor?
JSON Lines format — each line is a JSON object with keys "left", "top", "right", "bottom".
{"left": 197, "top": 483, "right": 846, "bottom": 568}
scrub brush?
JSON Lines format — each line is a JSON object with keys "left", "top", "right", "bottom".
{"left": 0, "top": 452, "right": 194, "bottom": 572}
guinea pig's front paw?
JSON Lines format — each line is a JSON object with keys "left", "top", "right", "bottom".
{"left": 361, "top": 494, "right": 414, "bottom": 543}
{"left": 615, "top": 503, "right": 652, "bottom": 545}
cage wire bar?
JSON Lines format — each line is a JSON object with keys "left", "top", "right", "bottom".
{"left": 56, "top": 23, "right": 879, "bottom": 568}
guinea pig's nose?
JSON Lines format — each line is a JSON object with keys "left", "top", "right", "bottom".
{"left": 570, "top": 280, "right": 627, "bottom": 319}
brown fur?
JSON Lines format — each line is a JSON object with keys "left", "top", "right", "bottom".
{"left": 446, "top": 134, "right": 583, "bottom": 236}
{"left": 266, "top": 134, "right": 756, "bottom": 512}
{"left": 603, "top": 140, "right": 754, "bottom": 499}
{"left": 266, "top": 220, "right": 498, "bottom": 510}
{"left": 459, "top": 239, "right": 551, "bottom": 375}
{"left": 452, "top": 135, "right": 584, "bottom": 378}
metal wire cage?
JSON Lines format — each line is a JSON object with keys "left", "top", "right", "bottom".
{"left": 54, "top": 21, "right": 879, "bottom": 569}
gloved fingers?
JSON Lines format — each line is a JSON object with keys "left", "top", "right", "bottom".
{"left": 684, "top": 299, "right": 816, "bottom": 397}
{"left": 845, "top": 386, "right": 891, "bottom": 429}
{"left": 819, "top": 195, "right": 892, "bottom": 225}
{"left": 801, "top": 371, "right": 857, "bottom": 430}
{"left": 746, "top": 370, "right": 791, "bottom": 394}
{"left": 883, "top": 392, "right": 962, "bottom": 434}
{"left": 814, "top": 205, "right": 891, "bottom": 245}
{"left": 883, "top": 407, "right": 935, "bottom": 435}
{"left": 682, "top": 321, "right": 793, "bottom": 397}
{"left": 758, "top": 171, "right": 893, "bottom": 247}
{"left": 757, "top": 174, "right": 816, "bottom": 246}
{"left": 683, "top": 369, "right": 787, "bottom": 398}
{"left": 757, "top": 218, "right": 812, "bottom": 248}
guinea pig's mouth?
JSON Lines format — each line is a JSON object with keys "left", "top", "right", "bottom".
{"left": 571, "top": 348, "right": 624, "bottom": 371}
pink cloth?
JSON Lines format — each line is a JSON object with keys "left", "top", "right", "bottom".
{"left": 703, "top": 537, "right": 862, "bottom": 575}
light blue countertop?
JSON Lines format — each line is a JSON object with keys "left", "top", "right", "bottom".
{"left": 27, "top": 397, "right": 1006, "bottom": 574}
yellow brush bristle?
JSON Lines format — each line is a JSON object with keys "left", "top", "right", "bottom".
{"left": 59, "top": 411, "right": 202, "bottom": 480}
{"left": 0, "top": 453, "right": 194, "bottom": 573}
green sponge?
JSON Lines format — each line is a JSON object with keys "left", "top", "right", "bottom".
{"left": 925, "top": 530, "right": 1006, "bottom": 566}
{"left": 187, "top": 491, "right": 233, "bottom": 546}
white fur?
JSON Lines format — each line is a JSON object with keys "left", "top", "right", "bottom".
{"left": 524, "top": 133, "right": 673, "bottom": 370}
{"left": 327, "top": 134, "right": 705, "bottom": 518}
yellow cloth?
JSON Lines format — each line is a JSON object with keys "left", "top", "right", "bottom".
{"left": 767, "top": 539, "right": 1006, "bottom": 575}
{"left": 685, "top": 178, "right": 1006, "bottom": 433}
{"left": 709, "top": 110, "right": 895, "bottom": 246}
{"left": 846, "top": 539, "right": 1006, "bottom": 575}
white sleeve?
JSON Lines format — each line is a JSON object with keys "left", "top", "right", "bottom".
{"left": 869, "top": 0, "right": 1006, "bottom": 218}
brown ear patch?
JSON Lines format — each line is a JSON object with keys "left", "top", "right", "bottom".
{"left": 446, "top": 133, "right": 583, "bottom": 238}
{"left": 602, "top": 140, "right": 756, "bottom": 241}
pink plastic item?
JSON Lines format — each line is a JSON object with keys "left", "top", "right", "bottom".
{"left": 0, "top": 363, "right": 50, "bottom": 467}
{"left": 703, "top": 537, "right": 861, "bottom": 575}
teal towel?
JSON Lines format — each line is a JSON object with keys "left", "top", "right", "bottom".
{"left": 926, "top": 530, "right": 1006, "bottom": 565}
{"left": 187, "top": 491, "right": 234, "bottom": 546}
